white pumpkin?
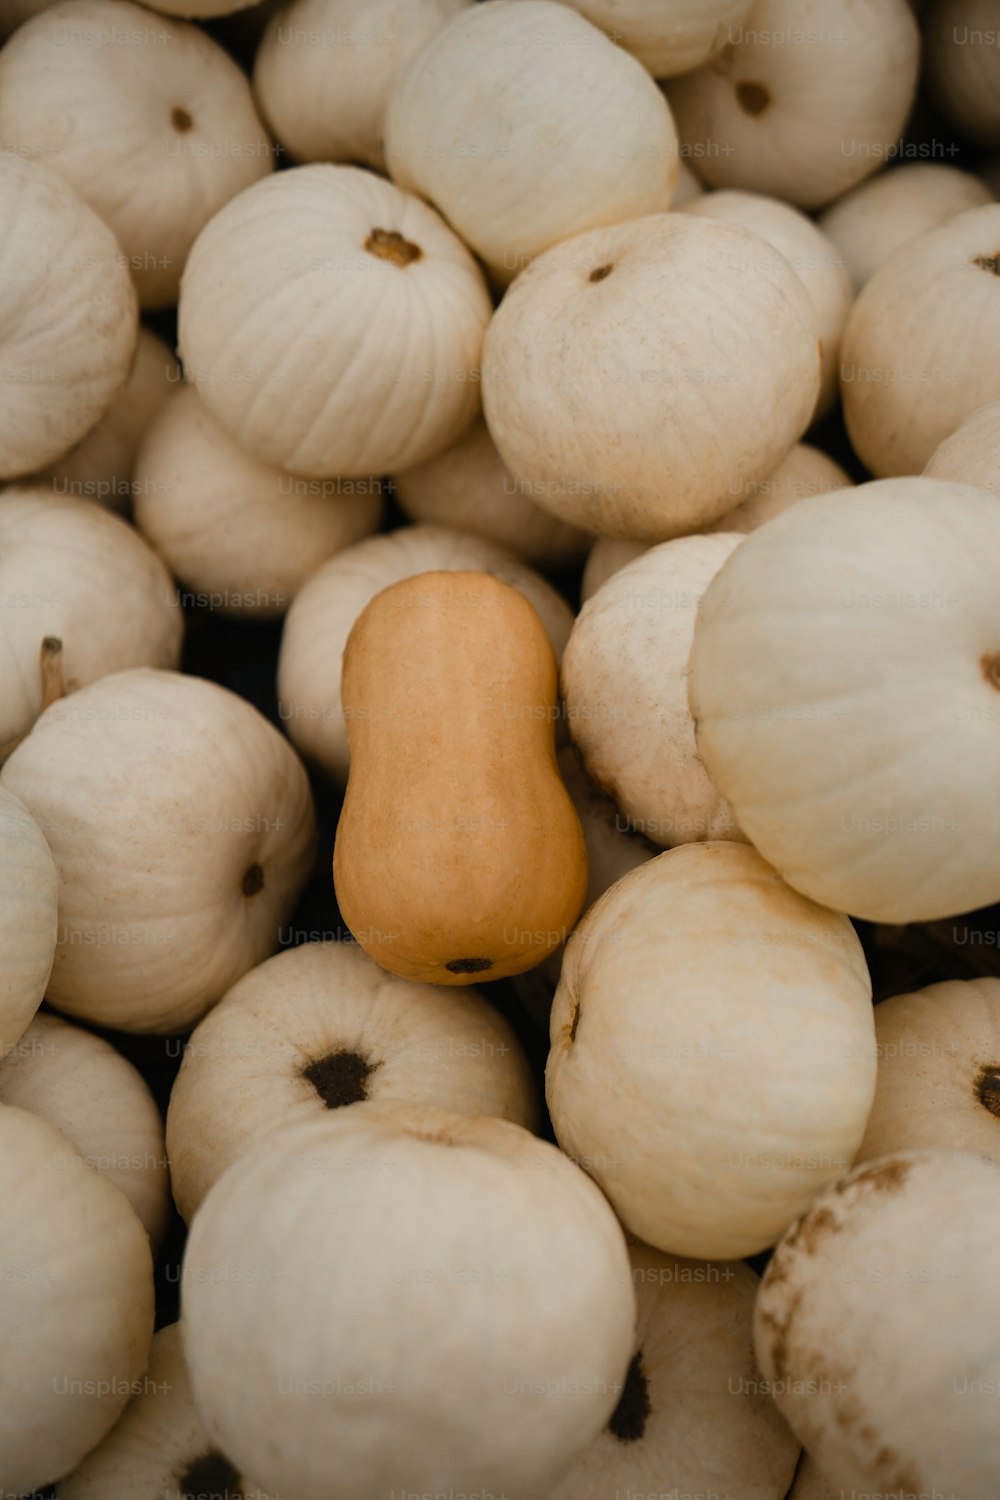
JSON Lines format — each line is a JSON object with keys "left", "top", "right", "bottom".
{"left": 925, "top": 0, "right": 1000, "bottom": 147}
{"left": 581, "top": 538, "right": 647, "bottom": 602}
{"left": 550, "top": 1241, "right": 799, "bottom": 1500}
{"left": 482, "top": 213, "right": 819, "bottom": 541}
{"left": 0, "top": 489, "right": 182, "bottom": 752}
{"left": 684, "top": 189, "right": 853, "bottom": 416}
{"left": 667, "top": 0, "right": 920, "bottom": 208}
{"left": 672, "top": 157, "right": 706, "bottom": 206}
{"left": 277, "top": 524, "right": 574, "bottom": 783}
{"left": 254, "top": 0, "right": 470, "bottom": 171}
{"left": 384, "top": 0, "right": 679, "bottom": 284}
{"left": 0, "top": 0, "right": 274, "bottom": 309}
{"left": 1, "top": 668, "right": 316, "bottom": 1034}
{"left": 0, "top": 1105, "right": 154, "bottom": 1496}
{"left": 0, "top": 1011, "right": 170, "bottom": 1244}
{"left": 755, "top": 1150, "right": 1000, "bottom": 1498}
{"left": 179, "top": 164, "right": 491, "bottom": 477}
{"left": 393, "top": 415, "right": 592, "bottom": 568}
{"left": 924, "top": 398, "right": 1000, "bottom": 493}
{"left": 166, "top": 939, "right": 539, "bottom": 1222}
{"left": 819, "top": 163, "right": 994, "bottom": 290}
{"left": 0, "top": 788, "right": 58, "bottom": 1056}
{"left": 546, "top": 842, "right": 876, "bottom": 1260}
{"left": 554, "top": 0, "right": 753, "bottom": 77}
{"left": 0, "top": 153, "right": 137, "bottom": 479}
{"left": 689, "top": 478, "right": 1000, "bottom": 923}
{"left": 841, "top": 203, "right": 1000, "bottom": 475}
{"left": 132, "top": 385, "right": 382, "bottom": 620}
{"left": 58, "top": 1323, "right": 274, "bottom": 1500}
{"left": 182, "top": 1104, "right": 636, "bottom": 1500}
{"left": 143, "top": 0, "right": 255, "bottom": 14}
{"left": 563, "top": 533, "right": 745, "bottom": 848}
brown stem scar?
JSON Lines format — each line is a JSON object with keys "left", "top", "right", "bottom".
{"left": 303, "top": 1050, "right": 377, "bottom": 1109}
{"left": 608, "top": 1352, "right": 651, "bottom": 1443}
{"left": 171, "top": 107, "right": 194, "bottom": 132}
{"left": 589, "top": 264, "right": 613, "bottom": 282}
{"left": 366, "top": 228, "right": 423, "bottom": 266}
{"left": 736, "top": 81, "right": 770, "bottom": 115}
{"left": 975, "top": 1065, "right": 1000, "bottom": 1118}
{"left": 242, "top": 863, "right": 264, "bottom": 897}
{"left": 973, "top": 254, "right": 1000, "bottom": 276}
{"left": 983, "top": 651, "right": 1000, "bottom": 690}
{"left": 445, "top": 957, "right": 492, "bottom": 974}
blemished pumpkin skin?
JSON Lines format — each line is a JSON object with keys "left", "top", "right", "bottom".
{"left": 754, "top": 1151, "right": 1000, "bottom": 1500}
{"left": 0, "top": 789, "right": 58, "bottom": 1057}
{"left": 546, "top": 843, "right": 876, "bottom": 1261}
{"left": 925, "top": 0, "right": 1000, "bottom": 148}
{"left": 181, "top": 1104, "right": 637, "bottom": 1500}
{"left": 0, "top": 1012, "right": 171, "bottom": 1246}
{"left": 688, "top": 478, "right": 1000, "bottom": 924}
{"left": 277, "top": 524, "right": 574, "bottom": 784}
{"left": 334, "top": 572, "right": 588, "bottom": 983}
{"left": 0, "top": 153, "right": 137, "bottom": 480}
{"left": 0, "top": 1105, "right": 154, "bottom": 1496}
{"left": 165, "top": 939, "right": 539, "bottom": 1222}
{"left": 924, "top": 398, "right": 1000, "bottom": 494}
{"left": 1, "top": 669, "right": 316, "bottom": 1034}
{"left": 556, "top": 0, "right": 753, "bottom": 78}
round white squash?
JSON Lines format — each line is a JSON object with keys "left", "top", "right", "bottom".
{"left": 166, "top": 939, "right": 539, "bottom": 1222}
{"left": 0, "top": 1105, "right": 154, "bottom": 1496}
{"left": 0, "top": 153, "right": 137, "bottom": 479}
{"left": 0, "top": 0, "right": 274, "bottom": 309}
{"left": 754, "top": 1150, "right": 1000, "bottom": 1498}
{"left": 554, "top": 0, "right": 753, "bottom": 78}
{"left": 254, "top": 0, "right": 470, "bottom": 171}
{"left": 277, "top": 524, "right": 574, "bottom": 782}
{"left": 819, "top": 163, "right": 994, "bottom": 290}
{"left": 550, "top": 1240, "right": 799, "bottom": 1500}
{"left": 667, "top": 0, "right": 920, "bottom": 209}
{"left": 0, "top": 789, "right": 58, "bottom": 1057}
{"left": 384, "top": 0, "right": 678, "bottom": 284}
{"left": 182, "top": 1103, "right": 636, "bottom": 1500}
{"left": 0, "top": 488, "right": 182, "bottom": 752}
{"left": 689, "top": 477, "right": 1000, "bottom": 923}
{"left": 482, "top": 213, "right": 819, "bottom": 541}
{"left": 179, "top": 164, "right": 491, "bottom": 476}
{"left": 546, "top": 842, "right": 876, "bottom": 1260}
{"left": 925, "top": 0, "right": 1000, "bottom": 147}
{"left": 924, "top": 398, "right": 1000, "bottom": 493}
{"left": 563, "top": 533, "right": 745, "bottom": 847}
{"left": 1, "top": 668, "right": 316, "bottom": 1034}
{"left": 841, "top": 203, "right": 1000, "bottom": 475}
{"left": 0, "top": 1011, "right": 170, "bottom": 1245}
{"left": 132, "top": 385, "right": 382, "bottom": 620}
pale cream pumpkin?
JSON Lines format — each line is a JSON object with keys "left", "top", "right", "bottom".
{"left": 689, "top": 478, "right": 1000, "bottom": 923}
{"left": 132, "top": 385, "right": 382, "bottom": 620}
{"left": 0, "top": 488, "right": 182, "bottom": 752}
{"left": 254, "top": 0, "right": 470, "bottom": 171}
{"left": 0, "top": 1105, "right": 154, "bottom": 1496}
{"left": 179, "top": 164, "right": 491, "bottom": 476}
{"left": 925, "top": 0, "right": 1000, "bottom": 147}
{"left": 166, "top": 939, "right": 539, "bottom": 1221}
{"left": 755, "top": 1150, "right": 1000, "bottom": 1498}
{"left": 0, "top": 1011, "right": 171, "bottom": 1245}
{"left": 667, "top": 0, "right": 920, "bottom": 208}
{"left": 555, "top": 0, "right": 753, "bottom": 77}
{"left": 1, "top": 669, "right": 316, "bottom": 1034}
{"left": 924, "top": 398, "right": 1000, "bottom": 493}
{"left": 384, "top": 0, "right": 678, "bottom": 284}
{"left": 0, "top": 0, "right": 274, "bottom": 309}
{"left": 0, "top": 789, "right": 58, "bottom": 1057}
{"left": 546, "top": 843, "right": 876, "bottom": 1260}
{"left": 182, "top": 1104, "right": 636, "bottom": 1500}
{"left": 277, "top": 524, "right": 574, "bottom": 783}
{"left": 482, "top": 213, "right": 820, "bottom": 540}
{"left": 0, "top": 153, "right": 137, "bottom": 479}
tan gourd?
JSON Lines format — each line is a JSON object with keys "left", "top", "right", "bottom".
{"left": 166, "top": 939, "right": 539, "bottom": 1221}
{"left": 924, "top": 398, "right": 1000, "bottom": 493}
{"left": 0, "top": 789, "right": 58, "bottom": 1057}
{"left": 925, "top": 0, "right": 1000, "bottom": 147}
{"left": 555, "top": 0, "right": 753, "bottom": 77}
{"left": 335, "top": 571, "right": 587, "bottom": 982}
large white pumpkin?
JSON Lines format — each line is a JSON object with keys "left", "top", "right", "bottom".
{"left": 0, "top": 789, "right": 58, "bottom": 1057}
{"left": 554, "top": 0, "right": 753, "bottom": 78}
{"left": 924, "top": 398, "right": 1000, "bottom": 493}
{"left": 924, "top": 0, "right": 1000, "bottom": 147}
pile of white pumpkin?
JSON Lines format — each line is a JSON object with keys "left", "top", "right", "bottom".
{"left": 1, "top": 0, "right": 1000, "bottom": 1496}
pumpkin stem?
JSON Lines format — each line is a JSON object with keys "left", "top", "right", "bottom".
{"left": 302, "top": 1049, "right": 377, "bottom": 1109}
{"left": 179, "top": 1449, "right": 241, "bottom": 1499}
{"left": 975, "top": 1065, "right": 1000, "bottom": 1119}
{"left": 973, "top": 254, "right": 1000, "bottom": 277}
{"left": 445, "top": 957, "right": 492, "bottom": 974}
{"left": 735, "top": 81, "right": 770, "bottom": 116}
{"left": 982, "top": 651, "right": 1000, "bottom": 690}
{"left": 0, "top": 636, "right": 66, "bottom": 765}
{"left": 608, "top": 1351, "right": 651, "bottom": 1443}
{"left": 366, "top": 228, "right": 423, "bottom": 267}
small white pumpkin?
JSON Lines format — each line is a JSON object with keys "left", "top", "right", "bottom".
{"left": 0, "top": 1104, "right": 154, "bottom": 1496}
{"left": 563, "top": 533, "right": 745, "bottom": 847}
{"left": 0, "top": 153, "right": 137, "bottom": 479}
{"left": 384, "top": 0, "right": 678, "bottom": 284}
{"left": 166, "top": 939, "right": 539, "bottom": 1222}
{"left": 0, "top": 1011, "right": 170, "bottom": 1245}
{"left": 754, "top": 1150, "right": 1000, "bottom": 1498}
{"left": 179, "top": 164, "right": 491, "bottom": 476}
{"left": 277, "top": 524, "right": 574, "bottom": 782}
{"left": 254, "top": 0, "right": 470, "bottom": 172}
{"left": 1, "top": 668, "right": 316, "bottom": 1034}
{"left": 0, "top": 0, "right": 274, "bottom": 309}
{"left": 667, "top": 0, "right": 920, "bottom": 208}
{"left": 133, "top": 385, "right": 382, "bottom": 620}
{"left": 925, "top": 0, "right": 1000, "bottom": 147}
{"left": 182, "top": 1104, "right": 636, "bottom": 1500}
{"left": 546, "top": 842, "right": 876, "bottom": 1260}
{"left": 482, "top": 213, "right": 819, "bottom": 541}
{"left": 555, "top": 0, "right": 753, "bottom": 78}
{"left": 819, "top": 163, "right": 994, "bottom": 290}
{"left": 924, "top": 398, "right": 1000, "bottom": 493}
{"left": 0, "top": 788, "right": 58, "bottom": 1056}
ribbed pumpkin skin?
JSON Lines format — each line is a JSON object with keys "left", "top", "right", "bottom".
{"left": 334, "top": 571, "right": 588, "bottom": 983}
